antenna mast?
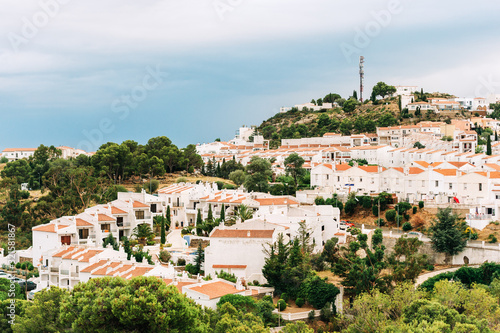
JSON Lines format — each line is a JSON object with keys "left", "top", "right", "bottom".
{"left": 359, "top": 56, "right": 364, "bottom": 102}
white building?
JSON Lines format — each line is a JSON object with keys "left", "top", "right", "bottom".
{"left": 1, "top": 148, "right": 37, "bottom": 162}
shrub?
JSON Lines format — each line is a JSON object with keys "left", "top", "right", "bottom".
{"left": 218, "top": 294, "right": 257, "bottom": 312}
{"left": 280, "top": 292, "right": 289, "bottom": 303}
{"left": 375, "top": 218, "right": 385, "bottom": 227}
{"left": 413, "top": 206, "right": 417, "bottom": 214}
{"left": 252, "top": 280, "right": 260, "bottom": 286}
{"left": 418, "top": 201, "right": 424, "bottom": 209}
{"left": 385, "top": 209, "right": 396, "bottom": 222}
{"left": 262, "top": 295, "right": 273, "bottom": 303}
{"left": 361, "top": 196, "right": 372, "bottom": 209}
{"left": 176, "top": 177, "right": 188, "bottom": 183}
{"left": 295, "top": 297, "right": 305, "bottom": 308}
{"left": 216, "top": 270, "right": 237, "bottom": 283}
{"left": 216, "top": 181, "right": 224, "bottom": 190}
{"left": 276, "top": 299, "right": 287, "bottom": 311}
{"left": 402, "top": 222, "right": 412, "bottom": 232}
{"left": 344, "top": 199, "right": 357, "bottom": 215}
{"left": 176, "top": 258, "right": 186, "bottom": 266}
{"left": 404, "top": 214, "right": 410, "bottom": 221}
{"left": 488, "top": 234, "right": 498, "bottom": 243}
{"left": 470, "top": 232, "right": 479, "bottom": 240}
{"left": 146, "top": 240, "right": 155, "bottom": 246}
{"left": 320, "top": 302, "right": 334, "bottom": 322}
{"left": 396, "top": 215, "right": 404, "bottom": 225}
{"left": 426, "top": 264, "right": 435, "bottom": 271}
{"left": 20, "top": 262, "right": 27, "bottom": 270}
{"left": 308, "top": 310, "right": 315, "bottom": 322}
{"left": 158, "top": 250, "right": 171, "bottom": 263}
{"left": 372, "top": 205, "right": 378, "bottom": 216}
{"left": 299, "top": 275, "right": 340, "bottom": 309}
{"left": 15, "top": 262, "right": 21, "bottom": 269}
{"left": 315, "top": 197, "right": 325, "bottom": 205}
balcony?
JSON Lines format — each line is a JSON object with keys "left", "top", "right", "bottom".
{"left": 117, "top": 221, "right": 131, "bottom": 228}
{"left": 60, "top": 269, "right": 69, "bottom": 276}
{"left": 70, "top": 272, "right": 79, "bottom": 278}
{"left": 172, "top": 203, "right": 184, "bottom": 208}
{"left": 50, "top": 267, "right": 59, "bottom": 273}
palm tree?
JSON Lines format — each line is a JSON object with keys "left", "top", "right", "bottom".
{"left": 132, "top": 223, "right": 155, "bottom": 245}
{"left": 226, "top": 204, "right": 254, "bottom": 226}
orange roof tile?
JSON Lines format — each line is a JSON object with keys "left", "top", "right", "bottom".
{"left": 98, "top": 214, "right": 115, "bottom": 222}
{"left": 253, "top": 198, "right": 299, "bottom": 206}
{"left": 76, "top": 249, "right": 103, "bottom": 262}
{"left": 62, "top": 248, "right": 87, "bottom": 259}
{"left": 212, "top": 265, "right": 247, "bottom": 269}
{"left": 211, "top": 229, "right": 274, "bottom": 239}
{"left": 133, "top": 201, "right": 149, "bottom": 208}
{"left": 188, "top": 281, "right": 244, "bottom": 299}
{"left": 111, "top": 206, "right": 127, "bottom": 215}
{"left": 434, "top": 169, "right": 457, "bottom": 176}
{"left": 175, "top": 282, "right": 195, "bottom": 293}
{"left": 76, "top": 218, "right": 93, "bottom": 227}
{"left": 124, "top": 266, "right": 154, "bottom": 279}
{"left": 358, "top": 165, "right": 384, "bottom": 173}
{"left": 113, "top": 264, "right": 134, "bottom": 274}
{"left": 80, "top": 260, "right": 108, "bottom": 273}
{"left": 93, "top": 262, "right": 121, "bottom": 275}
{"left": 33, "top": 224, "right": 57, "bottom": 233}
{"left": 52, "top": 247, "right": 76, "bottom": 258}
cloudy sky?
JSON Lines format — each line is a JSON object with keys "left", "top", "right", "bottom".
{"left": 1, "top": 0, "right": 499, "bottom": 151}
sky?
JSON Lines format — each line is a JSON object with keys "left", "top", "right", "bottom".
{"left": 1, "top": 0, "right": 500, "bottom": 151}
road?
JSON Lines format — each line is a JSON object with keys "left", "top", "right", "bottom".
{"left": 414, "top": 265, "right": 480, "bottom": 286}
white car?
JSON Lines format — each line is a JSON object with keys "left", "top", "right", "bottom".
{"left": 27, "top": 289, "right": 42, "bottom": 301}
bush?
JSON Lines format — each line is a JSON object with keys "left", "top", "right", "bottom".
{"left": 426, "top": 264, "right": 435, "bottom": 271}
{"left": 396, "top": 215, "right": 404, "bottom": 225}
{"left": 276, "top": 299, "right": 287, "bottom": 311}
{"left": 320, "top": 302, "right": 334, "bottom": 322}
{"left": 344, "top": 199, "right": 357, "bottom": 215}
{"left": 216, "top": 181, "right": 224, "bottom": 190}
{"left": 295, "top": 297, "right": 305, "bottom": 308}
{"left": 20, "top": 262, "right": 27, "bottom": 270}
{"left": 262, "top": 295, "right": 273, "bottom": 303}
{"left": 176, "top": 177, "right": 188, "bottom": 183}
{"left": 375, "top": 218, "right": 385, "bottom": 227}
{"left": 146, "top": 240, "right": 155, "bottom": 246}
{"left": 361, "top": 196, "right": 372, "bottom": 209}
{"left": 413, "top": 206, "right": 417, "bottom": 214}
{"left": 385, "top": 209, "right": 396, "bottom": 222}
{"left": 372, "top": 205, "right": 378, "bottom": 216}
{"left": 402, "top": 222, "right": 412, "bottom": 232}
{"left": 299, "top": 275, "right": 340, "bottom": 309}
{"left": 280, "top": 292, "right": 289, "bottom": 303}
{"left": 488, "top": 234, "right": 498, "bottom": 243}
{"left": 216, "top": 270, "right": 237, "bottom": 283}
{"left": 252, "top": 280, "right": 260, "bottom": 286}
{"left": 308, "top": 310, "right": 316, "bottom": 322}
{"left": 15, "top": 262, "right": 21, "bottom": 269}
{"left": 404, "top": 214, "right": 410, "bottom": 221}
{"left": 418, "top": 201, "right": 424, "bottom": 209}
{"left": 158, "top": 250, "right": 171, "bottom": 263}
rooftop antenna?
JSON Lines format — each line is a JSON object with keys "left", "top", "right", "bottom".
{"left": 359, "top": 56, "right": 364, "bottom": 102}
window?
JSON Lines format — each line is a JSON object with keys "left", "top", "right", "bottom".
{"left": 116, "top": 217, "right": 124, "bottom": 227}
{"left": 321, "top": 225, "right": 325, "bottom": 231}
{"left": 479, "top": 183, "right": 483, "bottom": 191}
{"left": 101, "top": 224, "right": 110, "bottom": 232}
{"left": 396, "top": 179, "right": 399, "bottom": 185}
{"left": 150, "top": 204, "right": 157, "bottom": 213}
{"left": 435, "top": 181, "right": 439, "bottom": 187}
{"left": 360, "top": 177, "right": 363, "bottom": 182}
{"left": 337, "top": 176, "right": 340, "bottom": 182}
{"left": 78, "top": 229, "right": 89, "bottom": 239}
{"left": 326, "top": 175, "right": 329, "bottom": 180}
{"left": 408, "top": 180, "right": 412, "bottom": 186}
{"left": 135, "top": 210, "right": 145, "bottom": 220}
{"left": 464, "top": 183, "right": 467, "bottom": 190}
{"left": 61, "top": 236, "right": 71, "bottom": 245}
{"left": 449, "top": 183, "right": 453, "bottom": 190}
{"left": 422, "top": 180, "right": 425, "bottom": 187}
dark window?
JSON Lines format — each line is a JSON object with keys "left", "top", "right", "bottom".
{"left": 151, "top": 204, "right": 157, "bottom": 213}
{"left": 78, "top": 229, "right": 89, "bottom": 239}
{"left": 101, "top": 224, "right": 110, "bottom": 232}
{"left": 321, "top": 225, "right": 325, "bottom": 231}
{"left": 135, "top": 211, "right": 145, "bottom": 220}
{"left": 116, "top": 217, "right": 124, "bottom": 227}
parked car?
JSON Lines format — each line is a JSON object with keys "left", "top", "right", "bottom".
{"left": 17, "top": 280, "right": 37, "bottom": 292}
{"left": 0, "top": 272, "right": 11, "bottom": 279}
{"left": 27, "top": 289, "right": 42, "bottom": 300}
{"left": 406, "top": 231, "right": 423, "bottom": 238}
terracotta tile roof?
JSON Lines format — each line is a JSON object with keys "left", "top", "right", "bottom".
{"left": 158, "top": 185, "right": 194, "bottom": 194}
{"left": 414, "top": 161, "right": 430, "bottom": 168}
{"left": 162, "top": 278, "right": 173, "bottom": 285}
{"left": 124, "top": 266, "right": 154, "bottom": 279}
{"left": 76, "top": 218, "right": 93, "bottom": 227}
{"left": 433, "top": 169, "right": 457, "bottom": 176}
{"left": 113, "top": 264, "right": 134, "bottom": 274}
{"left": 133, "top": 201, "right": 149, "bottom": 208}
{"left": 409, "top": 168, "right": 425, "bottom": 175}
{"left": 358, "top": 165, "right": 384, "bottom": 173}
{"left": 93, "top": 262, "right": 121, "bottom": 275}
{"left": 76, "top": 249, "right": 103, "bottom": 262}
{"left": 98, "top": 214, "right": 115, "bottom": 222}
{"left": 2, "top": 148, "right": 37, "bottom": 152}
{"left": 484, "top": 164, "right": 500, "bottom": 171}
{"left": 188, "top": 281, "right": 244, "bottom": 299}
{"left": 52, "top": 247, "right": 76, "bottom": 258}
{"left": 111, "top": 206, "right": 127, "bottom": 215}
{"left": 336, "top": 164, "right": 352, "bottom": 171}
{"left": 211, "top": 229, "right": 274, "bottom": 239}
{"left": 32, "top": 224, "right": 58, "bottom": 233}
{"left": 80, "top": 260, "right": 107, "bottom": 273}
{"left": 175, "top": 282, "right": 195, "bottom": 293}
{"left": 62, "top": 248, "right": 87, "bottom": 259}
{"left": 253, "top": 198, "right": 299, "bottom": 206}
{"left": 212, "top": 265, "right": 247, "bottom": 269}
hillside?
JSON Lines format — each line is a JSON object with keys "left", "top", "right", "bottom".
{"left": 257, "top": 90, "right": 465, "bottom": 149}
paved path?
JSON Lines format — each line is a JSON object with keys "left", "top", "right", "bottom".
{"left": 166, "top": 229, "right": 188, "bottom": 249}
{"left": 415, "top": 265, "right": 480, "bottom": 286}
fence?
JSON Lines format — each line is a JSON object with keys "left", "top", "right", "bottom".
{"left": 272, "top": 309, "right": 321, "bottom": 321}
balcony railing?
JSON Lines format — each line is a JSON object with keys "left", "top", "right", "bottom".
{"left": 50, "top": 267, "right": 59, "bottom": 273}
{"left": 466, "top": 214, "right": 493, "bottom": 221}
{"left": 70, "top": 272, "right": 79, "bottom": 278}
{"left": 172, "top": 202, "right": 184, "bottom": 208}
{"left": 60, "top": 269, "right": 69, "bottom": 276}
{"left": 117, "top": 222, "right": 131, "bottom": 227}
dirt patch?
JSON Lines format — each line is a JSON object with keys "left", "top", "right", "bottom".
{"left": 476, "top": 223, "right": 500, "bottom": 242}
{"left": 344, "top": 207, "right": 437, "bottom": 230}
{"left": 272, "top": 296, "right": 315, "bottom": 313}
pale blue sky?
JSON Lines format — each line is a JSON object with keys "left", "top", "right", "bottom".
{"left": 1, "top": 0, "right": 499, "bottom": 151}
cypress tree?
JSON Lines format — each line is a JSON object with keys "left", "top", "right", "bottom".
{"left": 196, "top": 209, "right": 202, "bottom": 226}
{"left": 220, "top": 205, "right": 225, "bottom": 221}
{"left": 160, "top": 216, "right": 166, "bottom": 245}
{"left": 487, "top": 135, "right": 492, "bottom": 155}
{"left": 207, "top": 204, "right": 213, "bottom": 222}
{"left": 496, "top": 131, "right": 498, "bottom": 141}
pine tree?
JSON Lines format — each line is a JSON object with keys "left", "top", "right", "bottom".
{"left": 352, "top": 90, "right": 358, "bottom": 101}
{"left": 194, "top": 243, "right": 204, "bottom": 274}
{"left": 487, "top": 135, "right": 492, "bottom": 155}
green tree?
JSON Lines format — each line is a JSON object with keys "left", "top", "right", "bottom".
{"left": 343, "top": 98, "right": 358, "bottom": 113}
{"left": 183, "top": 144, "right": 203, "bottom": 172}
{"left": 160, "top": 215, "right": 166, "bottom": 244}
{"left": 487, "top": 135, "right": 492, "bottom": 155}
{"left": 220, "top": 204, "right": 225, "bottom": 222}
{"left": 59, "top": 277, "right": 208, "bottom": 333}
{"left": 229, "top": 170, "right": 246, "bottom": 186}
{"left": 284, "top": 153, "right": 305, "bottom": 189}
{"left": 12, "top": 286, "right": 69, "bottom": 333}
{"left": 244, "top": 157, "right": 272, "bottom": 192}
{"left": 1, "top": 183, "right": 31, "bottom": 230}
{"left": 371, "top": 82, "right": 396, "bottom": 99}
{"left": 429, "top": 207, "right": 467, "bottom": 257}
